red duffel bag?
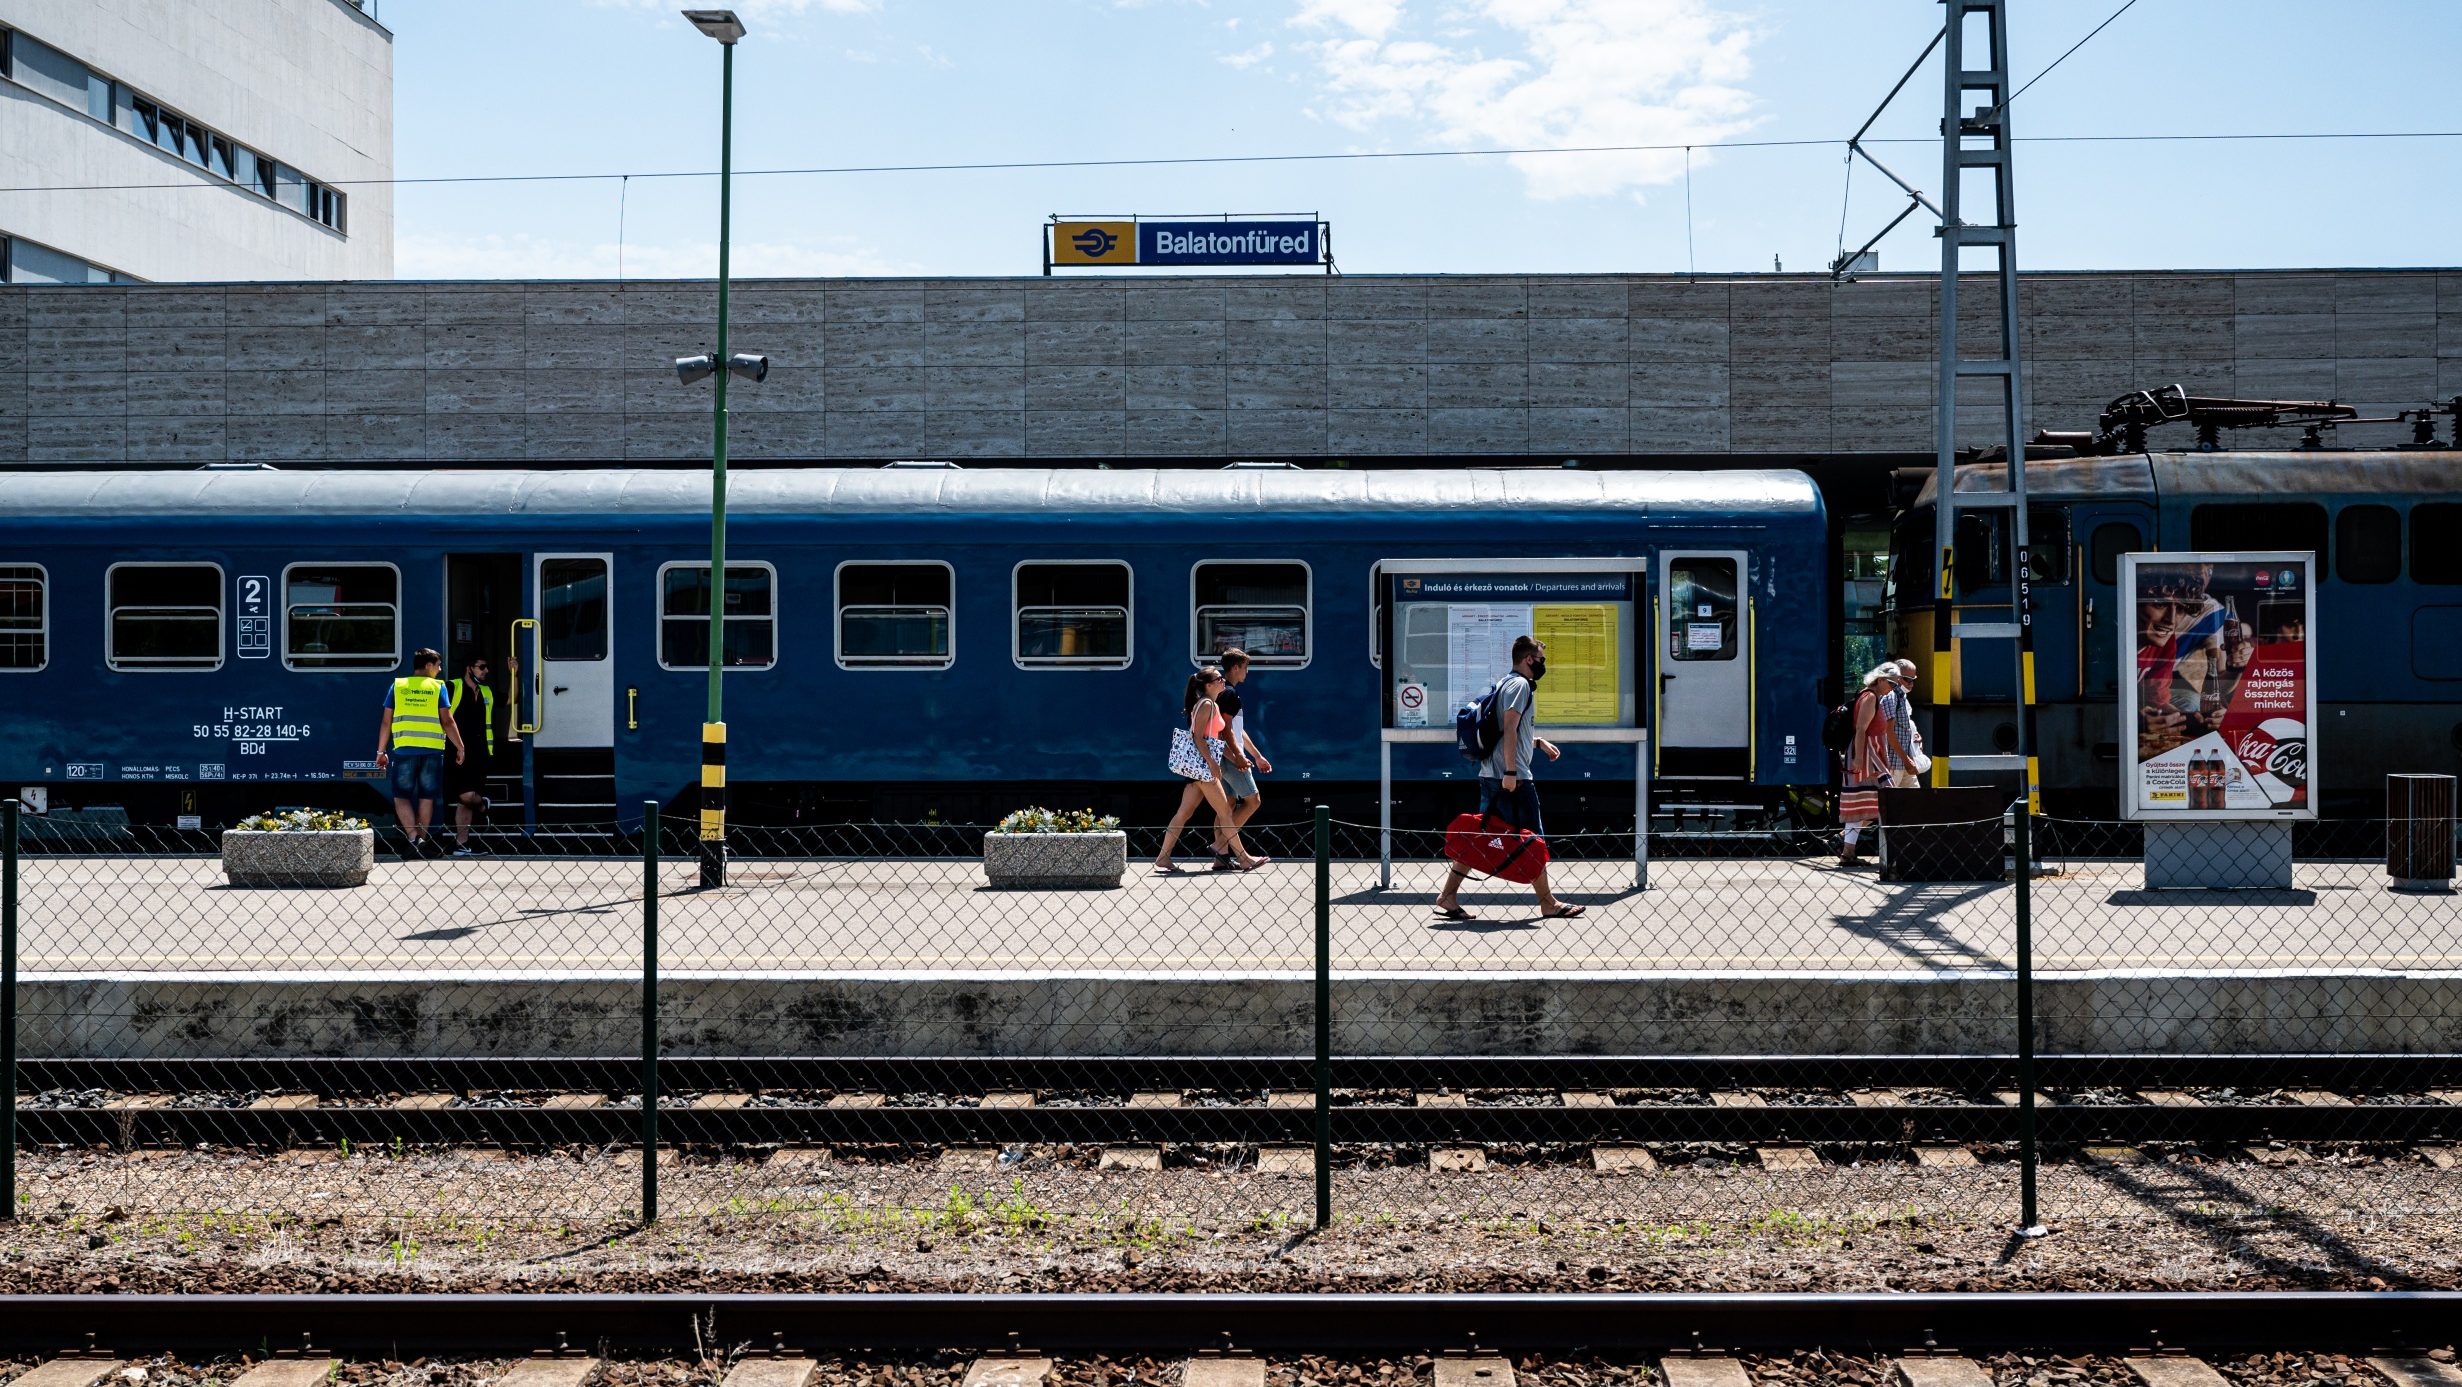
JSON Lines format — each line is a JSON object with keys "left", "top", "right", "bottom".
{"left": 1443, "top": 810, "right": 1552, "bottom": 884}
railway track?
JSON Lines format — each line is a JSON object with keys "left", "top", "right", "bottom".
{"left": 19, "top": 1056, "right": 2462, "bottom": 1158}
{"left": 3, "top": 1292, "right": 2462, "bottom": 1360}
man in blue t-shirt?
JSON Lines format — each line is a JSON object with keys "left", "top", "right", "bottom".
{"left": 1434, "top": 634, "right": 1582, "bottom": 921}
{"left": 374, "top": 647, "right": 466, "bottom": 856}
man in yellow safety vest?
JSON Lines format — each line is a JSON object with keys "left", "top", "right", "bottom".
{"left": 445, "top": 650, "right": 515, "bottom": 856}
{"left": 375, "top": 647, "right": 466, "bottom": 856}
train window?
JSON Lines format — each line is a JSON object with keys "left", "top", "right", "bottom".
{"left": 1193, "top": 561, "right": 1310, "bottom": 668}
{"left": 1951, "top": 509, "right": 2072, "bottom": 589}
{"left": 106, "top": 563, "right": 224, "bottom": 671}
{"left": 657, "top": 562, "right": 777, "bottom": 671}
{"left": 1014, "top": 562, "right": 1130, "bottom": 669}
{"left": 836, "top": 561, "right": 953, "bottom": 670}
{"left": 2413, "top": 504, "right": 2462, "bottom": 585}
{"left": 1667, "top": 557, "right": 1738, "bottom": 661}
{"left": 281, "top": 564, "right": 399, "bottom": 671}
{"left": 2089, "top": 523, "right": 2142, "bottom": 585}
{"left": 540, "top": 558, "right": 609, "bottom": 662}
{"left": 2188, "top": 503, "right": 2327, "bottom": 569}
{"left": 2335, "top": 506, "right": 2400, "bottom": 584}
{"left": 0, "top": 565, "right": 44, "bottom": 671}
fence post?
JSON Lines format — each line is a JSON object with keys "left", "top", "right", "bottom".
{"left": 2, "top": 798, "right": 16, "bottom": 1223}
{"left": 2013, "top": 801, "right": 2041, "bottom": 1235}
{"left": 1313, "top": 803, "right": 1332, "bottom": 1228}
{"left": 641, "top": 799, "right": 660, "bottom": 1226}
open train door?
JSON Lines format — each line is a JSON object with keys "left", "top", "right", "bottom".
{"left": 1655, "top": 549, "right": 1751, "bottom": 779}
{"left": 527, "top": 552, "right": 618, "bottom": 831}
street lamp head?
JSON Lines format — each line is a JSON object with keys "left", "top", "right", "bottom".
{"left": 674, "top": 353, "right": 718, "bottom": 386}
{"left": 682, "top": 8, "right": 745, "bottom": 43}
{"left": 724, "top": 352, "right": 769, "bottom": 384}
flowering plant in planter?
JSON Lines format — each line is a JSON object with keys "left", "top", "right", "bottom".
{"left": 983, "top": 807, "right": 1126, "bottom": 888}
{"left": 235, "top": 808, "right": 371, "bottom": 833}
{"left": 223, "top": 808, "right": 375, "bottom": 887}
{"left": 992, "top": 807, "right": 1121, "bottom": 834}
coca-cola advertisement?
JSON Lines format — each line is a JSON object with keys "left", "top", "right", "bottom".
{"left": 2120, "top": 551, "right": 2316, "bottom": 820}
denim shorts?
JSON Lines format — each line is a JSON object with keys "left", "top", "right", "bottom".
{"left": 1478, "top": 777, "right": 1544, "bottom": 839}
{"left": 1218, "top": 764, "right": 1259, "bottom": 801}
{"left": 387, "top": 751, "right": 443, "bottom": 802}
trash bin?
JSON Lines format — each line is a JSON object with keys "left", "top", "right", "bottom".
{"left": 1877, "top": 786, "right": 2007, "bottom": 882}
{"left": 2387, "top": 773, "right": 2455, "bottom": 888}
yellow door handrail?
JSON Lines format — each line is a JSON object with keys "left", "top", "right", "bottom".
{"left": 510, "top": 617, "right": 542, "bottom": 736}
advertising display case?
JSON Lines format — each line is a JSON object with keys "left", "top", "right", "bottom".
{"left": 2119, "top": 551, "right": 2315, "bottom": 823}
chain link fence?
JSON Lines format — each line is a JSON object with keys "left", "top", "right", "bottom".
{"left": 2, "top": 795, "right": 2457, "bottom": 1263}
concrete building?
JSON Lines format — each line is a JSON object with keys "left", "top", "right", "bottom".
{"left": 0, "top": 0, "right": 391, "bottom": 284}
{"left": 1, "top": 269, "right": 2453, "bottom": 467}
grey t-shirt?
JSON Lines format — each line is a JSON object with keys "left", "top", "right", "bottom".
{"left": 1478, "top": 671, "right": 1538, "bottom": 781}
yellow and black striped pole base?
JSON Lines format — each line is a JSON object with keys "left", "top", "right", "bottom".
{"left": 698, "top": 721, "right": 727, "bottom": 888}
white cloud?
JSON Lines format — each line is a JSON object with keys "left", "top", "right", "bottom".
{"left": 395, "top": 231, "right": 915, "bottom": 281}
{"left": 1222, "top": 41, "right": 1276, "bottom": 68}
{"left": 914, "top": 42, "right": 953, "bottom": 67}
{"left": 1290, "top": 0, "right": 1758, "bottom": 203}
{"left": 1292, "top": 0, "right": 1404, "bottom": 39}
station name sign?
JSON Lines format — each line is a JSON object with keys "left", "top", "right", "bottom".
{"left": 1049, "top": 218, "right": 1328, "bottom": 270}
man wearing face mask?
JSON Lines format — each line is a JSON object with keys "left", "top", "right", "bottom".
{"left": 1435, "top": 634, "right": 1579, "bottom": 920}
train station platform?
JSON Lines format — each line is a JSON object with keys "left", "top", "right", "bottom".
{"left": 18, "top": 854, "right": 2461, "bottom": 1060}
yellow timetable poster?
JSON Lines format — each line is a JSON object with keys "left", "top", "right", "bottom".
{"left": 1532, "top": 603, "right": 1619, "bottom": 724}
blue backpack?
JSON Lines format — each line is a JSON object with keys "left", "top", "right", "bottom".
{"left": 1454, "top": 679, "right": 1505, "bottom": 763}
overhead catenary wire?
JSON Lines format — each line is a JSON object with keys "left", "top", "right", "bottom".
{"left": 1988, "top": 0, "right": 2144, "bottom": 119}
{"left": 0, "top": 128, "right": 2455, "bottom": 196}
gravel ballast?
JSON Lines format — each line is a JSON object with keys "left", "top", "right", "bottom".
{"left": 5, "top": 1145, "right": 2459, "bottom": 1296}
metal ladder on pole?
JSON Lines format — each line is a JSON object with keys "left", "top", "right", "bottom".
{"left": 1929, "top": 0, "right": 2037, "bottom": 809}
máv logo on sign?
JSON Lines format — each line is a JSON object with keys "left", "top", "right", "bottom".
{"left": 1071, "top": 227, "right": 1116, "bottom": 258}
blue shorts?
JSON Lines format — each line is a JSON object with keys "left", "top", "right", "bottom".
{"left": 388, "top": 752, "right": 443, "bottom": 803}
{"left": 1478, "top": 777, "right": 1544, "bottom": 839}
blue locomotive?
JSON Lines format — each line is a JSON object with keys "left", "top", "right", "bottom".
{"left": 0, "top": 466, "right": 1833, "bottom": 833}
{"left": 1888, "top": 449, "right": 2462, "bottom": 811}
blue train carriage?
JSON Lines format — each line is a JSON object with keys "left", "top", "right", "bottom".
{"left": 1884, "top": 448, "right": 2462, "bottom": 815}
{"left": 0, "top": 467, "right": 1832, "bottom": 834}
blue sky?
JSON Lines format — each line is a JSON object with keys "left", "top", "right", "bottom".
{"left": 390, "top": 0, "right": 2460, "bottom": 279}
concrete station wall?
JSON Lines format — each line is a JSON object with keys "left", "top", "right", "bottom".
{"left": 1, "top": 268, "right": 2456, "bottom": 467}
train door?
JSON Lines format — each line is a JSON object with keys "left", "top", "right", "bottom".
{"left": 2077, "top": 512, "right": 2144, "bottom": 697}
{"left": 444, "top": 553, "right": 526, "bottom": 820}
{"left": 531, "top": 553, "right": 617, "bottom": 828}
{"left": 1656, "top": 549, "right": 1751, "bottom": 778}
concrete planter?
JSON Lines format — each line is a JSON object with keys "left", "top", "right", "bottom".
{"left": 220, "top": 829, "right": 375, "bottom": 889}
{"left": 982, "top": 830, "right": 1127, "bottom": 889}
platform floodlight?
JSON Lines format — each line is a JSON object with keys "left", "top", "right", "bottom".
{"left": 674, "top": 353, "right": 718, "bottom": 386}
{"left": 682, "top": 8, "right": 745, "bottom": 43}
{"left": 724, "top": 352, "right": 768, "bottom": 383}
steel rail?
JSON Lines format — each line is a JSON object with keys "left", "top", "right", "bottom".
{"left": 20, "top": 1102, "right": 2461, "bottom": 1148}
{"left": 24, "top": 1053, "right": 2462, "bottom": 1095}
{"left": 4, "top": 1292, "right": 2459, "bottom": 1355}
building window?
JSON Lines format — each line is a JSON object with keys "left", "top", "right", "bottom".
{"left": 2, "top": 27, "right": 342, "bottom": 234}
{"left": 2335, "top": 505, "right": 2400, "bottom": 584}
{"left": 658, "top": 562, "right": 777, "bottom": 670}
{"left": 837, "top": 562, "right": 952, "bottom": 669}
{"left": 282, "top": 563, "right": 399, "bottom": 671}
{"left": 2188, "top": 503, "right": 2328, "bottom": 569}
{"left": 107, "top": 563, "right": 223, "bottom": 671}
{"left": 1192, "top": 561, "right": 1310, "bottom": 667}
{"left": 1014, "top": 562, "right": 1131, "bottom": 669}
{"left": 2412, "top": 504, "right": 2462, "bottom": 585}
{"left": 0, "top": 564, "right": 45, "bottom": 671}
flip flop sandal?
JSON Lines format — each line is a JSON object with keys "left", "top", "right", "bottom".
{"left": 1542, "top": 904, "right": 1588, "bottom": 919}
{"left": 1432, "top": 906, "right": 1475, "bottom": 921}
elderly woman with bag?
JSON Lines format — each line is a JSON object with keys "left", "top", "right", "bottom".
{"left": 1153, "top": 666, "right": 1268, "bottom": 874}
{"left": 1838, "top": 664, "right": 1897, "bottom": 866}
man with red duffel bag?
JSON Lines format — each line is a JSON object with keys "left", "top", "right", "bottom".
{"left": 1434, "top": 635, "right": 1585, "bottom": 921}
